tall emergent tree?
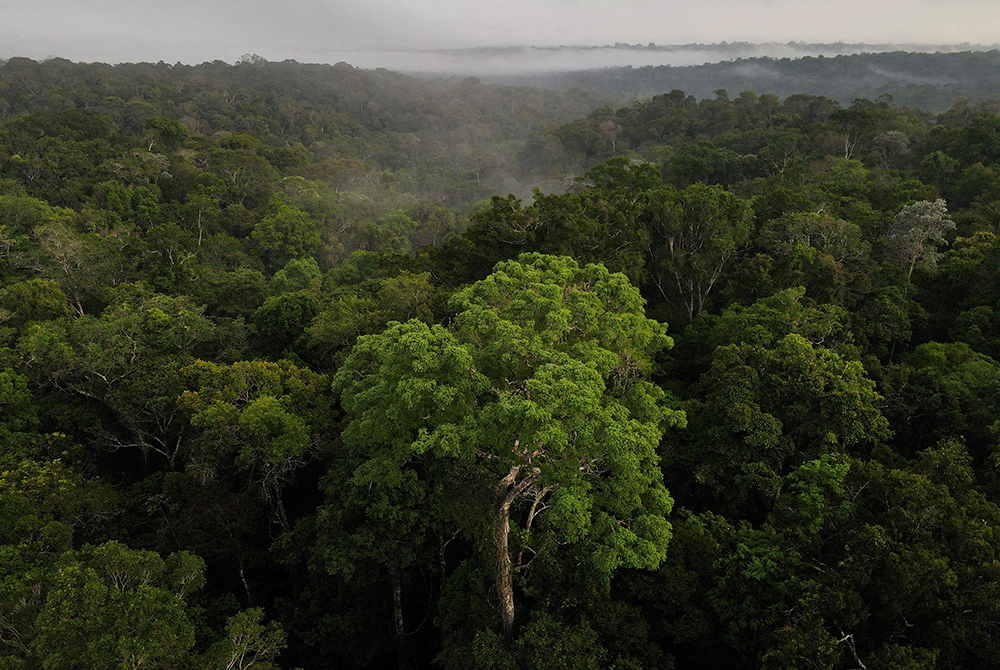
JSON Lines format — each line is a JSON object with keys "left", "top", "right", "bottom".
{"left": 647, "top": 183, "right": 753, "bottom": 320}
{"left": 332, "top": 254, "right": 683, "bottom": 642}
{"left": 884, "top": 198, "right": 955, "bottom": 279}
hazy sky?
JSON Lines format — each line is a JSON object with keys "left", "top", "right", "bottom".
{"left": 2, "top": 0, "right": 997, "bottom": 67}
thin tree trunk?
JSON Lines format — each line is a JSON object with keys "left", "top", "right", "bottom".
{"left": 239, "top": 558, "right": 253, "bottom": 606}
{"left": 438, "top": 531, "right": 458, "bottom": 597}
{"left": 393, "top": 576, "right": 407, "bottom": 670}
{"left": 495, "top": 501, "right": 515, "bottom": 643}
{"left": 275, "top": 493, "right": 290, "bottom": 535}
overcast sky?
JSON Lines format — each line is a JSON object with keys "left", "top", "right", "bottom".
{"left": 2, "top": 0, "right": 998, "bottom": 68}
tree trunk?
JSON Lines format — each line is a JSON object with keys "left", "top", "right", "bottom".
{"left": 239, "top": 559, "right": 253, "bottom": 606}
{"left": 393, "top": 576, "right": 407, "bottom": 670}
{"left": 494, "top": 462, "right": 539, "bottom": 644}
{"left": 495, "top": 500, "right": 515, "bottom": 643}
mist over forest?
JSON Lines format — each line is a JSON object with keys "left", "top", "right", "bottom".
{"left": 2, "top": 35, "right": 1000, "bottom": 670}
{"left": 470, "top": 46, "right": 1000, "bottom": 112}
{"left": 319, "top": 41, "right": 1000, "bottom": 77}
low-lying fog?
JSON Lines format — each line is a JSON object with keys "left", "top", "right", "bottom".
{"left": 292, "top": 42, "right": 995, "bottom": 77}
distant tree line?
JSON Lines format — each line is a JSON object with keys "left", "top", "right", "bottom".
{"left": 498, "top": 49, "right": 1000, "bottom": 112}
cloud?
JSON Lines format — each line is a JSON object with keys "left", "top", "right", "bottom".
{"left": 1, "top": 0, "right": 998, "bottom": 65}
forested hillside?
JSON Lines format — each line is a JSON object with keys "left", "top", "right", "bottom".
{"left": 1, "top": 56, "right": 1000, "bottom": 669}
{"left": 499, "top": 49, "right": 1000, "bottom": 112}
{"left": 0, "top": 56, "right": 604, "bottom": 210}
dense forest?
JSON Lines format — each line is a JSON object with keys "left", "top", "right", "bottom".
{"left": 1, "top": 55, "right": 1000, "bottom": 669}
{"left": 499, "top": 49, "right": 1000, "bottom": 112}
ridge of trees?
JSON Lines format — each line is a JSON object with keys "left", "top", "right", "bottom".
{"left": 495, "top": 49, "right": 1000, "bottom": 112}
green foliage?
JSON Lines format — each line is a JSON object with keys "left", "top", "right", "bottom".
{"left": 305, "top": 263, "right": 440, "bottom": 369}
{"left": 181, "top": 359, "right": 329, "bottom": 531}
{"left": 882, "top": 341, "right": 1000, "bottom": 460}
{"left": 2, "top": 55, "right": 1000, "bottom": 669}
{"left": 885, "top": 199, "right": 956, "bottom": 278}
{"left": 442, "top": 180, "right": 653, "bottom": 288}
{"left": 331, "top": 254, "right": 681, "bottom": 652}
{"left": 252, "top": 198, "right": 321, "bottom": 270}
{"left": 16, "top": 292, "right": 218, "bottom": 465}
{"left": 253, "top": 290, "right": 321, "bottom": 357}
{"left": 0, "top": 280, "right": 73, "bottom": 333}
{"left": 0, "top": 367, "right": 37, "bottom": 435}
{"left": 269, "top": 257, "right": 322, "bottom": 294}
{"left": 0, "top": 474, "right": 201, "bottom": 669}
{"left": 516, "top": 612, "right": 604, "bottom": 670}
{"left": 206, "top": 607, "right": 286, "bottom": 670}
{"left": 667, "top": 289, "right": 889, "bottom": 517}
{"left": 33, "top": 547, "right": 198, "bottom": 670}
{"left": 0, "top": 458, "right": 113, "bottom": 551}
{"left": 647, "top": 183, "right": 753, "bottom": 320}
